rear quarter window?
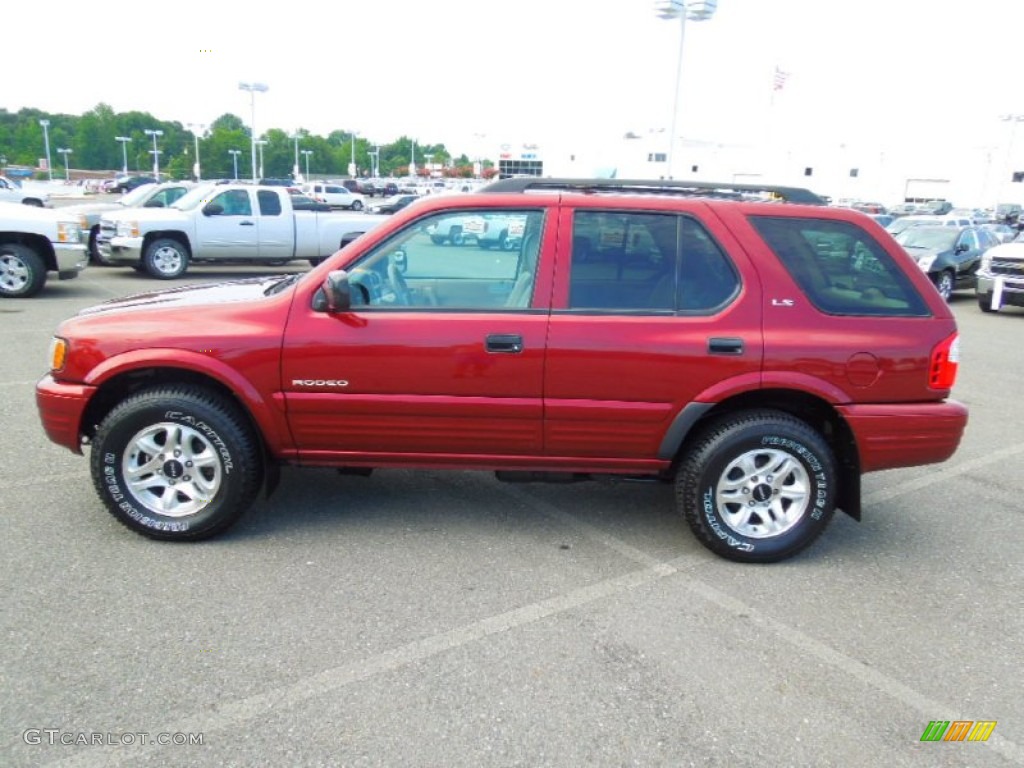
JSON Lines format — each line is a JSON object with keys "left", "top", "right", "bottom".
{"left": 749, "top": 216, "right": 929, "bottom": 316}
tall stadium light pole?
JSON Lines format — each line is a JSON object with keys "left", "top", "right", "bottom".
{"left": 291, "top": 132, "right": 302, "bottom": 181}
{"left": 655, "top": 0, "right": 718, "bottom": 179}
{"left": 996, "top": 114, "right": 1024, "bottom": 214}
{"left": 39, "top": 119, "right": 53, "bottom": 180}
{"left": 349, "top": 130, "right": 357, "bottom": 177}
{"left": 57, "top": 148, "right": 72, "bottom": 180}
{"left": 301, "top": 149, "right": 313, "bottom": 181}
{"left": 228, "top": 149, "right": 241, "bottom": 180}
{"left": 239, "top": 82, "right": 269, "bottom": 183}
{"left": 114, "top": 136, "right": 132, "bottom": 174}
{"left": 187, "top": 123, "right": 206, "bottom": 181}
{"left": 254, "top": 140, "right": 267, "bottom": 179}
{"left": 144, "top": 129, "right": 163, "bottom": 179}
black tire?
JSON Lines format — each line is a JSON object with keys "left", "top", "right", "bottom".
{"left": 0, "top": 243, "right": 48, "bottom": 298}
{"left": 22, "top": 198, "right": 45, "bottom": 207}
{"left": 351, "top": 200, "right": 363, "bottom": 211}
{"left": 932, "top": 270, "right": 954, "bottom": 302}
{"left": 87, "top": 227, "right": 114, "bottom": 266}
{"left": 143, "top": 238, "right": 189, "bottom": 279}
{"left": 309, "top": 257, "right": 325, "bottom": 267}
{"left": 977, "top": 293, "right": 997, "bottom": 313}
{"left": 90, "top": 386, "right": 262, "bottom": 541}
{"left": 676, "top": 410, "right": 837, "bottom": 563}
{"left": 430, "top": 235, "right": 447, "bottom": 245}
{"left": 449, "top": 227, "right": 464, "bottom": 246}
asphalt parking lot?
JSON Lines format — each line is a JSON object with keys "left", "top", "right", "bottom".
{"left": 2, "top": 262, "right": 1022, "bottom": 767}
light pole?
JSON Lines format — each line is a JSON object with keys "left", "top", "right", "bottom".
{"left": 425, "top": 153, "right": 434, "bottom": 178}
{"left": 57, "top": 148, "right": 72, "bottom": 180}
{"left": 239, "top": 81, "right": 269, "bottom": 183}
{"left": 254, "top": 139, "right": 267, "bottom": 179}
{"left": 301, "top": 150, "right": 313, "bottom": 182}
{"left": 349, "top": 130, "right": 357, "bottom": 177}
{"left": 229, "top": 149, "right": 242, "bottom": 180}
{"left": 114, "top": 136, "right": 132, "bottom": 174}
{"left": 996, "top": 114, "right": 1024, "bottom": 215}
{"left": 410, "top": 140, "right": 416, "bottom": 177}
{"left": 291, "top": 132, "right": 302, "bottom": 180}
{"left": 368, "top": 146, "right": 380, "bottom": 178}
{"left": 655, "top": 0, "right": 718, "bottom": 179}
{"left": 144, "top": 129, "right": 163, "bottom": 179}
{"left": 39, "top": 119, "right": 53, "bottom": 180}
{"left": 187, "top": 123, "right": 206, "bottom": 181}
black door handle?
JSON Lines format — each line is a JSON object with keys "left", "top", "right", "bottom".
{"left": 708, "top": 337, "right": 743, "bottom": 355}
{"left": 240, "top": 221, "right": 255, "bottom": 226}
{"left": 486, "top": 334, "right": 523, "bottom": 353}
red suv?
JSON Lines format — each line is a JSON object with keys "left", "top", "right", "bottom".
{"left": 36, "top": 179, "right": 967, "bottom": 562}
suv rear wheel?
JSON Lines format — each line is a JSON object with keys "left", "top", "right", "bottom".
{"left": 90, "top": 386, "right": 262, "bottom": 540}
{"left": 676, "top": 410, "right": 836, "bottom": 563}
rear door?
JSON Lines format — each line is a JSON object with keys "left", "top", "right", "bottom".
{"left": 256, "top": 190, "right": 295, "bottom": 260}
{"left": 281, "top": 205, "right": 553, "bottom": 461}
{"left": 543, "top": 199, "right": 762, "bottom": 461}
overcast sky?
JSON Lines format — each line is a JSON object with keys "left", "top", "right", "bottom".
{"left": 7, "top": 0, "right": 1024, "bottom": 162}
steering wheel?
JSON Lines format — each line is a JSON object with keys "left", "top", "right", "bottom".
{"left": 387, "top": 263, "right": 411, "bottom": 305}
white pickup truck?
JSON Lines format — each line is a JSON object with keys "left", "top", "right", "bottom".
{"left": 98, "top": 184, "right": 388, "bottom": 278}
{"left": 0, "top": 202, "right": 88, "bottom": 297}
{"left": 0, "top": 175, "right": 51, "bottom": 208}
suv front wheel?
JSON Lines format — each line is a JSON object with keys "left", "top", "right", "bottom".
{"left": 90, "top": 386, "right": 262, "bottom": 540}
{"left": 676, "top": 410, "right": 837, "bottom": 563}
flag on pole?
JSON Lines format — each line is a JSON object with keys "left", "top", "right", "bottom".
{"left": 773, "top": 66, "right": 790, "bottom": 91}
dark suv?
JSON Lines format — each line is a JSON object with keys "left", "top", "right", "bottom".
{"left": 36, "top": 179, "right": 967, "bottom": 562}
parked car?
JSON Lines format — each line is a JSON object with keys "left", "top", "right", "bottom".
{"left": 368, "top": 193, "right": 419, "bottom": 214}
{"left": 61, "top": 182, "right": 194, "bottom": 264}
{"left": 976, "top": 242, "right": 1024, "bottom": 312}
{"left": 0, "top": 202, "right": 88, "bottom": 297}
{"left": 289, "top": 193, "right": 331, "bottom": 212}
{"left": 110, "top": 175, "right": 157, "bottom": 194}
{"left": 35, "top": 177, "right": 968, "bottom": 563}
{"left": 301, "top": 183, "right": 365, "bottom": 210}
{"left": 982, "top": 223, "right": 1018, "bottom": 244}
{"left": 0, "top": 175, "right": 51, "bottom": 207}
{"left": 97, "top": 184, "right": 387, "bottom": 277}
{"left": 892, "top": 224, "right": 998, "bottom": 300}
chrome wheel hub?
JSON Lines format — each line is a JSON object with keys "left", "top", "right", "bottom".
{"left": 122, "top": 422, "right": 223, "bottom": 517}
{"left": 715, "top": 448, "right": 810, "bottom": 538}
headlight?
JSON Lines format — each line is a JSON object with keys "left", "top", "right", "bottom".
{"left": 979, "top": 252, "right": 992, "bottom": 272}
{"left": 116, "top": 220, "right": 140, "bottom": 238}
{"left": 48, "top": 337, "right": 68, "bottom": 372}
{"left": 917, "top": 254, "right": 937, "bottom": 271}
{"left": 56, "top": 220, "right": 81, "bottom": 243}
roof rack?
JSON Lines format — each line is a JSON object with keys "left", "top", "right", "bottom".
{"left": 478, "top": 177, "right": 826, "bottom": 205}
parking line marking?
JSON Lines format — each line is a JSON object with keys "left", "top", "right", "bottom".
{"left": 863, "top": 443, "right": 1024, "bottom": 505}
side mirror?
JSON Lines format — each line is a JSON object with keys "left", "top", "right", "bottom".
{"left": 955, "top": 243, "right": 969, "bottom": 254}
{"left": 320, "top": 270, "right": 353, "bottom": 313}
{"left": 144, "top": 199, "right": 165, "bottom": 208}
{"left": 203, "top": 203, "right": 224, "bottom": 216}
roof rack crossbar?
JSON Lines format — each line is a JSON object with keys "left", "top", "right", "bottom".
{"left": 479, "top": 177, "right": 826, "bottom": 205}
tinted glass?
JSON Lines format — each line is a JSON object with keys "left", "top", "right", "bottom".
{"left": 258, "top": 190, "right": 282, "bottom": 216}
{"left": 568, "top": 211, "right": 738, "bottom": 312}
{"left": 750, "top": 216, "right": 929, "bottom": 316}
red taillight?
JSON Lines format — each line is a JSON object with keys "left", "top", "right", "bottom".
{"left": 929, "top": 332, "right": 960, "bottom": 390}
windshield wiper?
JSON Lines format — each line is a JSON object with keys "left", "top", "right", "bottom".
{"left": 264, "top": 273, "right": 302, "bottom": 295}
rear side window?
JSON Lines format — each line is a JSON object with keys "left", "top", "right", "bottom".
{"left": 568, "top": 211, "right": 738, "bottom": 312}
{"left": 750, "top": 216, "right": 929, "bottom": 316}
{"left": 258, "top": 190, "right": 282, "bottom": 216}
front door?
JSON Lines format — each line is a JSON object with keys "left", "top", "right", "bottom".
{"left": 282, "top": 207, "right": 552, "bottom": 462}
{"left": 194, "top": 188, "right": 259, "bottom": 259}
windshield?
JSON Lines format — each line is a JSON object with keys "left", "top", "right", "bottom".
{"left": 894, "top": 227, "right": 957, "bottom": 250}
{"left": 171, "top": 184, "right": 219, "bottom": 211}
{"left": 119, "top": 184, "right": 158, "bottom": 206}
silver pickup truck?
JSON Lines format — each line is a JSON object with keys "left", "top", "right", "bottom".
{"left": 0, "top": 202, "right": 88, "bottom": 297}
{"left": 98, "top": 184, "right": 388, "bottom": 279}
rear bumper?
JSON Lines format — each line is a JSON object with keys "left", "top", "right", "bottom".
{"left": 36, "top": 374, "right": 95, "bottom": 454}
{"left": 837, "top": 400, "right": 968, "bottom": 473}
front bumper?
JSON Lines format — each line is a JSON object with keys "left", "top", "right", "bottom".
{"left": 53, "top": 243, "right": 88, "bottom": 280}
{"left": 976, "top": 272, "right": 1024, "bottom": 309}
{"left": 36, "top": 374, "right": 96, "bottom": 454}
{"left": 98, "top": 236, "right": 143, "bottom": 265}
{"left": 837, "top": 399, "right": 969, "bottom": 473}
